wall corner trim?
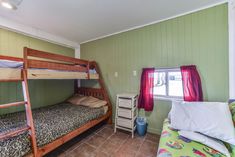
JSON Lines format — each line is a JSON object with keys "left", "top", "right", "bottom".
{"left": 75, "top": 46, "right": 81, "bottom": 87}
{"left": 0, "top": 16, "right": 79, "bottom": 49}
{"left": 75, "top": 46, "right": 81, "bottom": 59}
{"left": 229, "top": 0, "right": 235, "bottom": 99}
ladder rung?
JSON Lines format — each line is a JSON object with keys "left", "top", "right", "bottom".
{"left": 0, "top": 126, "right": 30, "bottom": 140}
{"left": 0, "top": 101, "right": 27, "bottom": 109}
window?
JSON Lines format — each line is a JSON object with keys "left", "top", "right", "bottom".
{"left": 153, "top": 68, "right": 183, "bottom": 99}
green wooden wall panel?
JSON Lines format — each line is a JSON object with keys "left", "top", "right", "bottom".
{"left": 0, "top": 29, "right": 75, "bottom": 114}
{"left": 81, "top": 4, "right": 229, "bottom": 134}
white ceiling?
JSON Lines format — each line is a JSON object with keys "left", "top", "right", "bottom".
{"left": 0, "top": 0, "right": 226, "bottom": 44}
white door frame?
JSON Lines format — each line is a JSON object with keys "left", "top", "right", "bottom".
{"left": 229, "top": 0, "right": 235, "bottom": 99}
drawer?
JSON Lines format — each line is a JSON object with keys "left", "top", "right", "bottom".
{"left": 118, "top": 98, "right": 132, "bottom": 108}
{"left": 117, "top": 117, "right": 132, "bottom": 128}
{"left": 118, "top": 108, "right": 132, "bottom": 118}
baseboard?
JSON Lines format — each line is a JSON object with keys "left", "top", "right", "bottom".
{"left": 147, "top": 127, "right": 162, "bottom": 135}
{"left": 111, "top": 117, "right": 162, "bottom": 135}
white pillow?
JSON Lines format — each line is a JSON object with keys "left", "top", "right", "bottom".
{"left": 170, "top": 101, "right": 235, "bottom": 145}
{"left": 179, "top": 130, "right": 230, "bottom": 157}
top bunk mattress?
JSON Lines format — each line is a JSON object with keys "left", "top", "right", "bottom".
{"left": 0, "top": 60, "right": 23, "bottom": 68}
{"left": 0, "top": 102, "right": 108, "bottom": 157}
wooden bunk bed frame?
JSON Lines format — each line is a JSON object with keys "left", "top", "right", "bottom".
{"left": 0, "top": 47, "right": 112, "bottom": 157}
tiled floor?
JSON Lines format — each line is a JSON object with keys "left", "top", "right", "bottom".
{"left": 45, "top": 123, "right": 160, "bottom": 157}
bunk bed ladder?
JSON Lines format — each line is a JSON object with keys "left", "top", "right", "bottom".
{"left": 22, "top": 69, "right": 38, "bottom": 157}
{"left": 0, "top": 70, "right": 38, "bottom": 157}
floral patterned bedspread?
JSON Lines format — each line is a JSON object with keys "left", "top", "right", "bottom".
{"left": 157, "top": 119, "right": 228, "bottom": 157}
{"left": 0, "top": 103, "right": 106, "bottom": 157}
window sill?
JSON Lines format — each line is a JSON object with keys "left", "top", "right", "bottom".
{"left": 154, "top": 96, "right": 183, "bottom": 102}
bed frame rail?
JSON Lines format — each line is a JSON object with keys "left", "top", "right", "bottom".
{"left": 77, "top": 87, "right": 104, "bottom": 99}
{"left": 24, "top": 47, "right": 90, "bottom": 78}
{"left": 37, "top": 111, "right": 111, "bottom": 156}
{"left": 25, "top": 47, "right": 88, "bottom": 65}
{"left": 0, "top": 55, "right": 23, "bottom": 62}
{"left": 27, "top": 59, "right": 87, "bottom": 72}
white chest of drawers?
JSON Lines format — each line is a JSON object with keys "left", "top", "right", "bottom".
{"left": 114, "top": 93, "right": 138, "bottom": 138}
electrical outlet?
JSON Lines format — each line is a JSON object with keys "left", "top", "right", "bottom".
{"left": 133, "top": 70, "right": 137, "bottom": 76}
{"left": 114, "top": 72, "right": 118, "bottom": 77}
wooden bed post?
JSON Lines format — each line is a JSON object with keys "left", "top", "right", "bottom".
{"left": 23, "top": 47, "right": 38, "bottom": 157}
{"left": 87, "top": 61, "right": 90, "bottom": 79}
{"left": 91, "top": 61, "right": 112, "bottom": 124}
{"left": 75, "top": 61, "right": 112, "bottom": 124}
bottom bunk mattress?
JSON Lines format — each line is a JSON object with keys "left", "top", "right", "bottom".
{"left": 157, "top": 119, "right": 228, "bottom": 157}
{"left": 0, "top": 102, "right": 107, "bottom": 157}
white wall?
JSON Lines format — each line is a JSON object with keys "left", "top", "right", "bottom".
{"left": 229, "top": 0, "right": 235, "bottom": 99}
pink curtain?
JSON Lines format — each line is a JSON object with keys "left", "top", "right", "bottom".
{"left": 138, "top": 68, "right": 155, "bottom": 111}
{"left": 180, "top": 65, "right": 203, "bottom": 101}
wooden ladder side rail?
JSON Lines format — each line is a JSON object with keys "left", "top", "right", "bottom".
{"left": 90, "top": 61, "right": 112, "bottom": 124}
{"left": 22, "top": 70, "right": 38, "bottom": 157}
{"left": 23, "top": 48, "right": 38, "bottom": 157}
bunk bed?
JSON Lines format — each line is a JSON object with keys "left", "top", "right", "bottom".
{"left": 0, "top": 47, "right": 112, "bottom": 157}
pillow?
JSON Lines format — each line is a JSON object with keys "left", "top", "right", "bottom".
{"left": 67, "top": 95, "right": 88, "bottom": 105}
{"left": 167, "top": 109, "right": 172, "bottom": 122}
{"left": 229, "top": 102, "right": 235, "bottom": 125}
{"left": 170, "top": 101, "right": 235, "bottom": 145}
{"left": 179, "top": 130, "right": 230, "bottom": 157}
{"left": 223, "top": 143, "right": 235, "bottom": 157}
{"left": 103, "top": 106, "right": 108, "bottom": 114}
{"left": 229, "top": 144, "right": 235, "bottom": 157}
{"left": 91, "top": 100, "right": 107, "bottom": 108}
{"left": 80, "top": 96, "right": 107, "bottom": 108}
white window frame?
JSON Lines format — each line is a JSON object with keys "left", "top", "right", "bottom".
{"left": 154, "top": 68, "right": 183, "bottom": 101}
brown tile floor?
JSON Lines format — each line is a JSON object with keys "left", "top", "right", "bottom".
{"left": 45, "top": 123, "right": 160, "bottom": 157}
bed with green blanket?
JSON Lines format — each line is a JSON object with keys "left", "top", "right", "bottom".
{"left": 157, "top": 119, "right": 229, "bottom": 157}
{"left": 0, "top": 102, "right": 107, "bottom": 157}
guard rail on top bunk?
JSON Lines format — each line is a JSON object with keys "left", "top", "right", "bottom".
{"left": 0, "top": 47, "right": 99, "bottom": 81}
